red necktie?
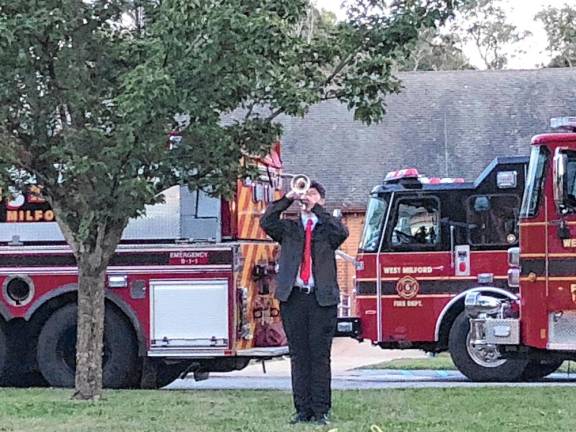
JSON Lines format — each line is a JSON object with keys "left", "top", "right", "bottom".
{"left": 300, "top": 219, "right": 314, "bottom": 285}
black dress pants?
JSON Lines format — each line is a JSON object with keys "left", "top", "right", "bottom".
{"left": 280, "top": 289, "right": 338, "bottom": 417}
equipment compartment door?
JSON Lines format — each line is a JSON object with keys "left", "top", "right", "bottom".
{"left": 150, "top": 279, "right": 229, "bottom": 348}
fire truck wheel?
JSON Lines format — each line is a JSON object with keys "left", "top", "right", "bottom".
{"left": 36, "top": 303, "right": 139, "bottom": 389}
{"left": 0, "top": 320, "right": 6, "bottom": 386}
{"left": 521, "top": 360, "right": 563, "bottom": 381}
{"left": 449, "top": 311, "right": 528, "bottom": 382}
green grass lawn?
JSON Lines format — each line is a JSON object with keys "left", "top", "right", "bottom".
{"left": 2, "top": 387, "right": 576, "bottom": 432}
{"left": 363, "top": 353, "right": 456, "bottom": 370}
{"left": 364, "top": 353, "right": 576, "bottom": 373}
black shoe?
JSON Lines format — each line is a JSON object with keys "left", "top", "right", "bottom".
{"left": 312, "top": 414, "right": 330, "bottom": 426}
{"left": 289, "top": 412, "right": 313, "bottom": 424}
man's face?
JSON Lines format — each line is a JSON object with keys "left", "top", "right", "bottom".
{"left": 303, "top": 187, "right": 325, "bottom": 211}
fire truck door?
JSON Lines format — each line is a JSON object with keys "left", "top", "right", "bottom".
{"left": 547, "top": 149, "right": 576, "bottom": 345}
{"left": 376, "top": 196, "right": 453, "bottom": 342}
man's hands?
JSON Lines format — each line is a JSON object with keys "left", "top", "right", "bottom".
{"left": 286, "top": 189, "right": 323, "bottom": 212}
{"left": 285, "top": 190, "right": 299, "bottom": 201}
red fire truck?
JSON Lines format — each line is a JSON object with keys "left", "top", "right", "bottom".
{"left": 462, "top": 117, "right": 576, "bottom": 380}
{"left": 345, "top": 155, "right": 539, "bottom": 381}
{"left": 0, "top": 144, "right": 287, "bottom": 388}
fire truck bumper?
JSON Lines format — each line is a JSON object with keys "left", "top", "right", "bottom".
{"left": 470, "top": 318, "right": 520, "bottom": 345}
{"left": 465, "top": 292, "right": 520, "bottom": 345}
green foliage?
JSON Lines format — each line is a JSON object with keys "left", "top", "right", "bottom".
{"left": 456, "top": 0, "right": 529, "bottom": 70}
{"left": 0, "top": 0, "right": 464, "bottom": 399}
{"left": 296, "top": 6, "right": 338, "bottom": 42}
{"left": 397, "top": 27, "right": 474, "bottom": 71}
{"left": 0, "top": 0, "right": 460, "bottom": 249}
{"left": 536, "top": 4, "right": 576, "bottom": 68}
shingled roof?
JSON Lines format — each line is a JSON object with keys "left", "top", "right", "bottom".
{"left": 279, "top": 68, "right": 576, "bottom": 210}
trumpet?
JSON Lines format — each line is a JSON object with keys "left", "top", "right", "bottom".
{"left": 290, "top": 174, "right": 310, "bottom": 210}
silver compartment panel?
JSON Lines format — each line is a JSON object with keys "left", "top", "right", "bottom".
{"left": 150, "top": 279, "right": 229, "bottom": 348}
{"left": 485, "top": 318, "right": 520, "bottom": 344}
{"left": 548, "top": 310, "right": 576, "bottom": 350}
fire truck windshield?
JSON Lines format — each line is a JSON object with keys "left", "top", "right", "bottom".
{"left": 520, "top": 146, "right": 549, "bottom": 218}
{"left": 359, "top": 195, "right": 389, "bottom": 252}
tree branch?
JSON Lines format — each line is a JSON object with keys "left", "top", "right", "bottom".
{"left": 265, "top": 48, "right": 360, "bottom": 122}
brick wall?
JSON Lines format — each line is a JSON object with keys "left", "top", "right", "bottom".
{"left": 337, "top": 212, "right": 365, "bottom": 316}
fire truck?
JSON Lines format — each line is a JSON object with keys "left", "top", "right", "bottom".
{"left": 346, "top": 155, "right": 537, "bottom": 381}
{"left": 0, "top": 144, "right": 287, "bottom": 388}
{"left": 462, "top": 117, "right": 576, "bottom": 380}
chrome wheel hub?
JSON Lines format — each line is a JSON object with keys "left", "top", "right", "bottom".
{"left": 466, "top": 331, "right": 506, "bottom": 368}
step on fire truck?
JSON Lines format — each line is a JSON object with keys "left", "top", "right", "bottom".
{"left": 462, "top": 117, "right": 576, "bottom": 380}
{"left": 343, "top": 155, "right": 538, "bottom": 381}
{"left": 0, "top": 144, "right": 287, "bottom": 388}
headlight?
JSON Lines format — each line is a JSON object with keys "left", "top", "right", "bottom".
{"left": 465, "top": 292, "right": 502, "bottom": 318}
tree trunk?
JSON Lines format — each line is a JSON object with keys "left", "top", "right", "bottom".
{"left": 46, "top": 200, "right": 129, "bottom": 401}
{"left": 73, "top": 257, "right": 107, "bottom": 400}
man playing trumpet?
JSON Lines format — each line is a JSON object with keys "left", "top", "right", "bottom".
{"left": 260, "top": 176, "right": 349, "bottom": 426}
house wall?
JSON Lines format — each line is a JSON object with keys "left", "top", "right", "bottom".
{"left": 337, "top": 211, "right": 365, "bottom": 317}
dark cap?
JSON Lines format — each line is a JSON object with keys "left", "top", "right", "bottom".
{"left": 310, "top": 180, "right": 326, "bottom": 198}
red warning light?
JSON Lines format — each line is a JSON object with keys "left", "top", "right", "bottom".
{"left": 384, "top": 168, "right": 420, "bottom": 182}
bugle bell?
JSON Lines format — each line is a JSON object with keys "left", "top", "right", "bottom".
{"left": 290, "top": 174, "right": 310, "bottom": 195}
{"left": 290, "top": 174, "right": 310, "bottom": 209}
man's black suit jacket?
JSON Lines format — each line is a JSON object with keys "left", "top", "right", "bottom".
{"left": 260, "top": 196, "right": 349, "bottom": 307}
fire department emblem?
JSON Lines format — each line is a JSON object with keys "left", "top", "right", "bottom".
{"left": 396, "top": 276, "right": 420, "bottom": 299}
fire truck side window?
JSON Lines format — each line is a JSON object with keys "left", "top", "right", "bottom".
{"left": 564, "top": 151, "right": 576, "bottom": 205}
{"left": 521, "top": 146, "right": 549, "bottom": 218}
{"left": 359, "top": 196, "right": 389, "bottom": 252}
{"left": 390, "top": 198, "right": 440, "bottom": 249}
{"left": 467, "top": 194, "right": 520, "bottom": 246}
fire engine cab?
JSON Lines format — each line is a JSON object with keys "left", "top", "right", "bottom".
{"left": 464, "top": 117, "right": 576, "bottom": 380}
{"left": 0, "top": 144, "right": 287, "bottom": 388}
{"left": 350, "top": 155, "right": 534, "bottom": 381}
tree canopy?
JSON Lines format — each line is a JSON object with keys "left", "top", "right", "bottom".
{"left": 456, "top": 0, "right": 529, "bottom": 70}
{"left": 536, "top": 4, "right": 576, "bottom": 68}
{"left": 397, "top": 27, "right": 474, "bottom": 71}
{"left": 0, "top": 0, "right": 460, "bottom": 399}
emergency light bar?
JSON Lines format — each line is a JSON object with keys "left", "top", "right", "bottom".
{"left": 384, "top": 168, "right": 420, "bottom": 182}
{"left": 385, "top": 168, "right": 465, "bottom": 185}
{"left": 550, "top": 117, "right": 576, "bottom": 132}
{"left": 420, "top": 177, "right": 465, "bottom": 185}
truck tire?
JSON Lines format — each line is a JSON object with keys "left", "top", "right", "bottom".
{"left": 37, "top": 303, "right": 139, "bottom": 388}
{"left": 3, "top": 324, "right": 49, "bottom": 388}
{"left": 521, "top": 360, "right": 563, "bottom": 381}
{"left": 0, "top": 320, "right": 6, "bottom": 386}
{"left": 449, "top": 311, "right": 528, "bottom": 381}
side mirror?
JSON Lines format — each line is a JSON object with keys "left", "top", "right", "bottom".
{"left": 553, "top": 148, "right": 568, "bottom": 213}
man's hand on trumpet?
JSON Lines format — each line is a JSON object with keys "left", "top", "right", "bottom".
{"left": 285, "top": 190, "right": 300, "bottom": 201}
{"left": 286, "top": 189, "right": 322, "bottom": 213}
